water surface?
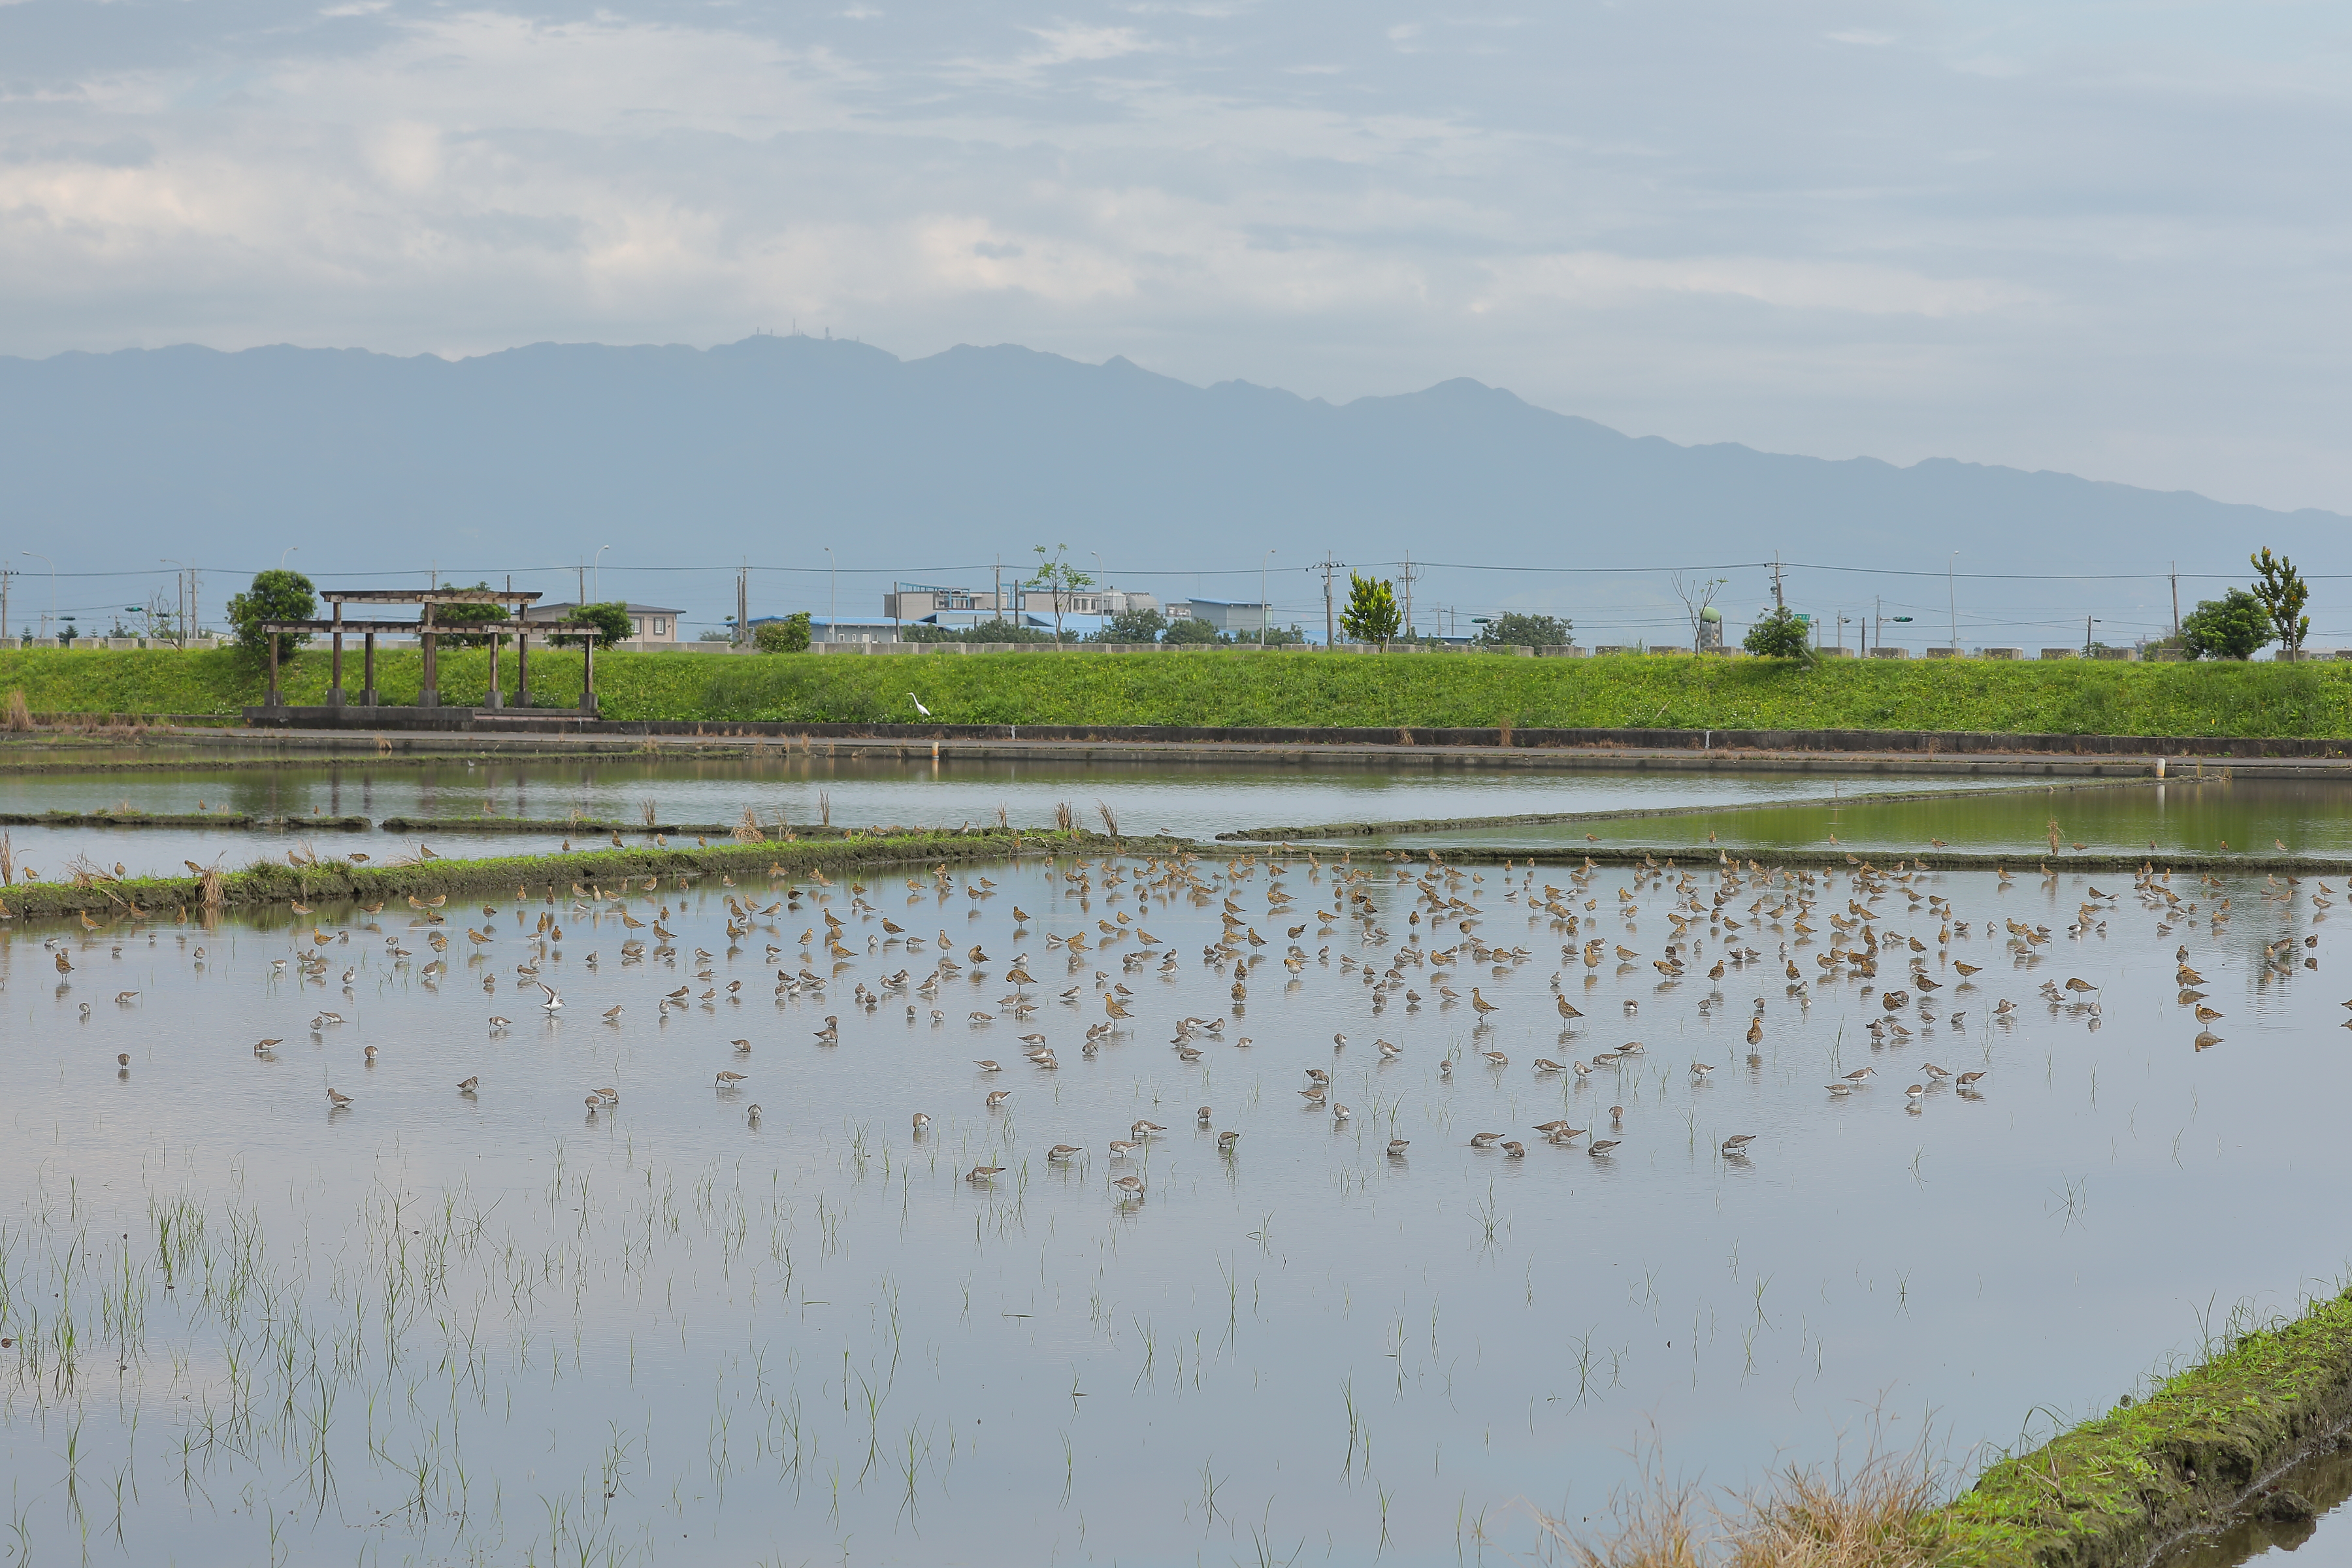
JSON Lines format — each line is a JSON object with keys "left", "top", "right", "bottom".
{"left": 3, "top": 840, "right": 2349, "bottom": 1563}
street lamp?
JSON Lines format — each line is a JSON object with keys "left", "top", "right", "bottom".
{"left": 593, "top": 544, "right": 610, "bottom": 603}
{"left": 280, "top": 546, "right": 299, "bottom": 570}
{"left": 1260, "top": 549, "right": 1276, "bottom": 647}
{"left": 21, "top": 552, "right": 53, "bottom": 640}
{"left": 1948, "top": 551, "right": 1959, "bottom": 653}
{"left": 825, "top": 547, "right": 836, "bottom": 645}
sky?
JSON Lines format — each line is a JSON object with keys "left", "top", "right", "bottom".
{"left": 1, "top": 0, "right": 2347, "bottom": 517}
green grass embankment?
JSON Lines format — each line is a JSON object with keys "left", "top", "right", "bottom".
{"left": 1937, "top": 1288, "right": 2352, "bottom": 1567}
{"left": 4, "top": 646, "right": 2352, "bottom": 738}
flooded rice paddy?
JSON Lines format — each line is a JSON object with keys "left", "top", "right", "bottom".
{"left": 0, "top": 753, "right": 2034, "bottom": 881}
{"left": 5, "top": 819, "right": 2352, "bottom": 1563}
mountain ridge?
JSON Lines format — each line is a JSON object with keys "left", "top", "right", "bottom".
{"left": 0, "top": 335, "right": 2327, "bottom": 637}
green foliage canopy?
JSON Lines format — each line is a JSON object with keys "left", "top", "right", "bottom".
{"left": 754, "top": 612, "right": 813, "bottom": 653}
{"left": 1742, "top": 606, "right": 1811, "bottom": 659}
{"left": 2181, "top": 588, "right": 2272, "bottom": 661}
{"left": 1474, "top": 612, "right": 1573, "bottom": 649}
{"left": 2251, "top": 548, "right": 2311, "bottom": 661}
{"left": 225, "top": 570, "right": 317, "bottom": 662}
{"left": 1339, "top": 574, "right": 1401, "bottom": 647}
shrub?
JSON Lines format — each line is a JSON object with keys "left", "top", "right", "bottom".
{"left": 1160, "top": 616, "right": 1218, "bottom": 645}
{"left": 1475, "top": 612, "right": 1573, "bottom": 648}
{"left": 755, "top": 613, "right": 813, "bottom": 653}
{"left": 1742, "top": 606, "right": 1812, "bottom": 659}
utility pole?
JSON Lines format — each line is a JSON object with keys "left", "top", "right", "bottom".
{"left": 1397, "top": 555, "right": 1422, "bottom": 643}
{"left": 993, "top": 557, "right": 1002, "bottom": 623}
{"left": 1771, "top": 555, "right": 1786, "bottom": 611}
{"left": 1, "top": 568, "right": 10, "bottom": 644}
{"left": 1873, "top": 596, "right": 1880, "bottom": 655}
{"left": 2171, "top": 563, "right": 2180, "bottom": 640}
{"left": 1948, "top": 553, "right": 1957, "bottom": 651}
{"left": 578, "top": 562, "right": 587, "bottom": 608}
{"left": 1316, "top": 553, "right": 1342, "bottom": 646}
{"left": 738, "top": 566, "right": 749, "bottom": 646}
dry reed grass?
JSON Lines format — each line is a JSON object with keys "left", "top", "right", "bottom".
{"left": 1096, "top": 800, "right": 1120, "bottom": 838}
{"left": 733, "top": 808, "right": 765, "bottom": 843}
{"left": 1054, "top": 801, "right": 1075, "bottom": 832}
{"left": 4, "top": 689, "right": 30, "bottom": 732}
{"left": 0, "top": 830, "right": 12, "bottom": 887}
{"left": 1536, "top": 1444, "right": 1942, "bottom": 1568}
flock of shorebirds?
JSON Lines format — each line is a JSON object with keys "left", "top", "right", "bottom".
{"left": 95, "top": 828, "right": 2297, "bottom": 1205}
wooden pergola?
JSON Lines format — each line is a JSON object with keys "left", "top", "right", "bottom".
{"left": 258, "top": 589, "right": 603, "bottom": 712}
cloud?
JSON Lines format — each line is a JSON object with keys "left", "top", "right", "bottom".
{"left": 1475, "top": 252, "right": 2043, "bottom": 319}
{"left": 0, "top": 0, "right": 2344, "bottom": 514}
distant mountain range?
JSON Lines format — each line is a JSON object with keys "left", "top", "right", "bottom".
{"left": 0, "top": 335, "right": 2332, "bottom": 644}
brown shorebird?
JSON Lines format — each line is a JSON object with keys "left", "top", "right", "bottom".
{"left": 1111, "top": 1175, "right": 1145, "bottom": 1200}
{"left": 1217, "top": 1130, "right": 1241, "bottom": 1151}
{"left": 986, "top": 1090, "right": 1013, "bottom": 1108}
{"left": 912, "top": 1111, "right": 932, "bottom": 1132}
{"left": 1469, "top": 1132, "right": 1503, "bottom": 1148}
{"left": 1047, "top": 1145, "right": 1083, "bottom": 1162}
{"left": 1386, "top": 1138, "right": 1409, "bottom": 1156}
{"left": 1501, "top": 1141, "right": 1526, "bottom": 1157}
{"left": 715, "top": 1070, "right": 747, "bottom": 1087}
{"left": 1720, "top": 1134, "right": 1756, "bottom": 1154}
{"left": 456, "top": 1075, "right": 479, "bottom": 1092}
{"left": 326, "top": 1087, "right": 353, "bottom": 1108}
{"left": 966, "top": 1165, "right": 1004, "bottom": 1183}
{"left": 1588, "top": 1140, "right": 1620, "bottom": 1156}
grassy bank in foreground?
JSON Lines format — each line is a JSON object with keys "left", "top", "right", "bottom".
{"left": 6, "top": 645, "right": 2352, "bottom": 738}
{"left": 1553, "top": 1286, "right": 2352, "bottom": 1565}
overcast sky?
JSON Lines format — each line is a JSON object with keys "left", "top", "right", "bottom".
{"left": 1, "top": 0, "right": 2345, "bottom": 514}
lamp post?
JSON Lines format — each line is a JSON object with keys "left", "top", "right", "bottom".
{"left": 280, "top": 546, "right": 299, "bottom": 570}
{"left": 825, "top": 547, "right": 836, "bottom": 645}
{"left": 21, "top": 552, "right": 53, "bottom": 640}
{"left": 593, "top": 544, "right": 610, "bottom": 603}
{"left": 1260, "top": 549, "right": 1276, "bottom": 647}
{"left": 1948, "top": 551, "right": 1959, "bottom": 653}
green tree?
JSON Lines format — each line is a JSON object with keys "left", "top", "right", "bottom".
{"left": 755, "top": 612, "right": 813, "bottom": 652}
{"left": 2180, "top": 588, "right": 2272, "bottom": 661}
{"left": 1339, "top": 573, "right": 1401, "bottom": 647}
{"left": 1224, "top": 624, "right": 1307, "bottom": 646}
{"left": 546, "top": 601, "right": 634, "bottom": 649}
{"left": 1474, "top": 612, "right": 1573, "bottom": 649}
{"left": 1160, "top": 615, "right": 1218, "bottom": 644}
{"left": 225, "top": 569, "right": 317, "bottom": 662}
{"left": 1742, "top": 606, "right": 1812, "bottom": 659}
{"left": 1021, "top": 544, "right": 1096, "bottom": 647}
{"left": 1092, "top": 606, "right": 1169, "bottom": 644}
{"left": 431, "top": 582, "right": 511, "bottom": 648}
{"left": 2251, "top": 547, "right": 2311, "bottom": 661}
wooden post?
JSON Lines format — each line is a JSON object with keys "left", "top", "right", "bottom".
{"left": 580, "top": 628, "right": 597, "bottom": 714}
{"left": 486, "top": 627, "right": 503, "bottom": 709}
{"left": 363, "top": 631, "right": 378, "bottom": 706}
{"left": 517, "top": 629, "right": 530, "bottom": 708}
{"left": 267, "top": 626, "right": 281, "bottom": 709}
{"left": 329, "top": 600, "right": 345, "bottom": 706}
{"left": 419, "top": 601, "right": 438, "bottom": 708}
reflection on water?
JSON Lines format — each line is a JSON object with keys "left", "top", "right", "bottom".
{"left": 2157, "top": 1437, "right": 2352, "bottom": 1565}
{"left": 0, "top": 754, "right": 2036, "bottom": 878}
{"left": 1375, "top": 777, "right": 2352, "bottom": 860}
{"left": 6, "top": 846, "right": 2352, "bottom": 1564}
